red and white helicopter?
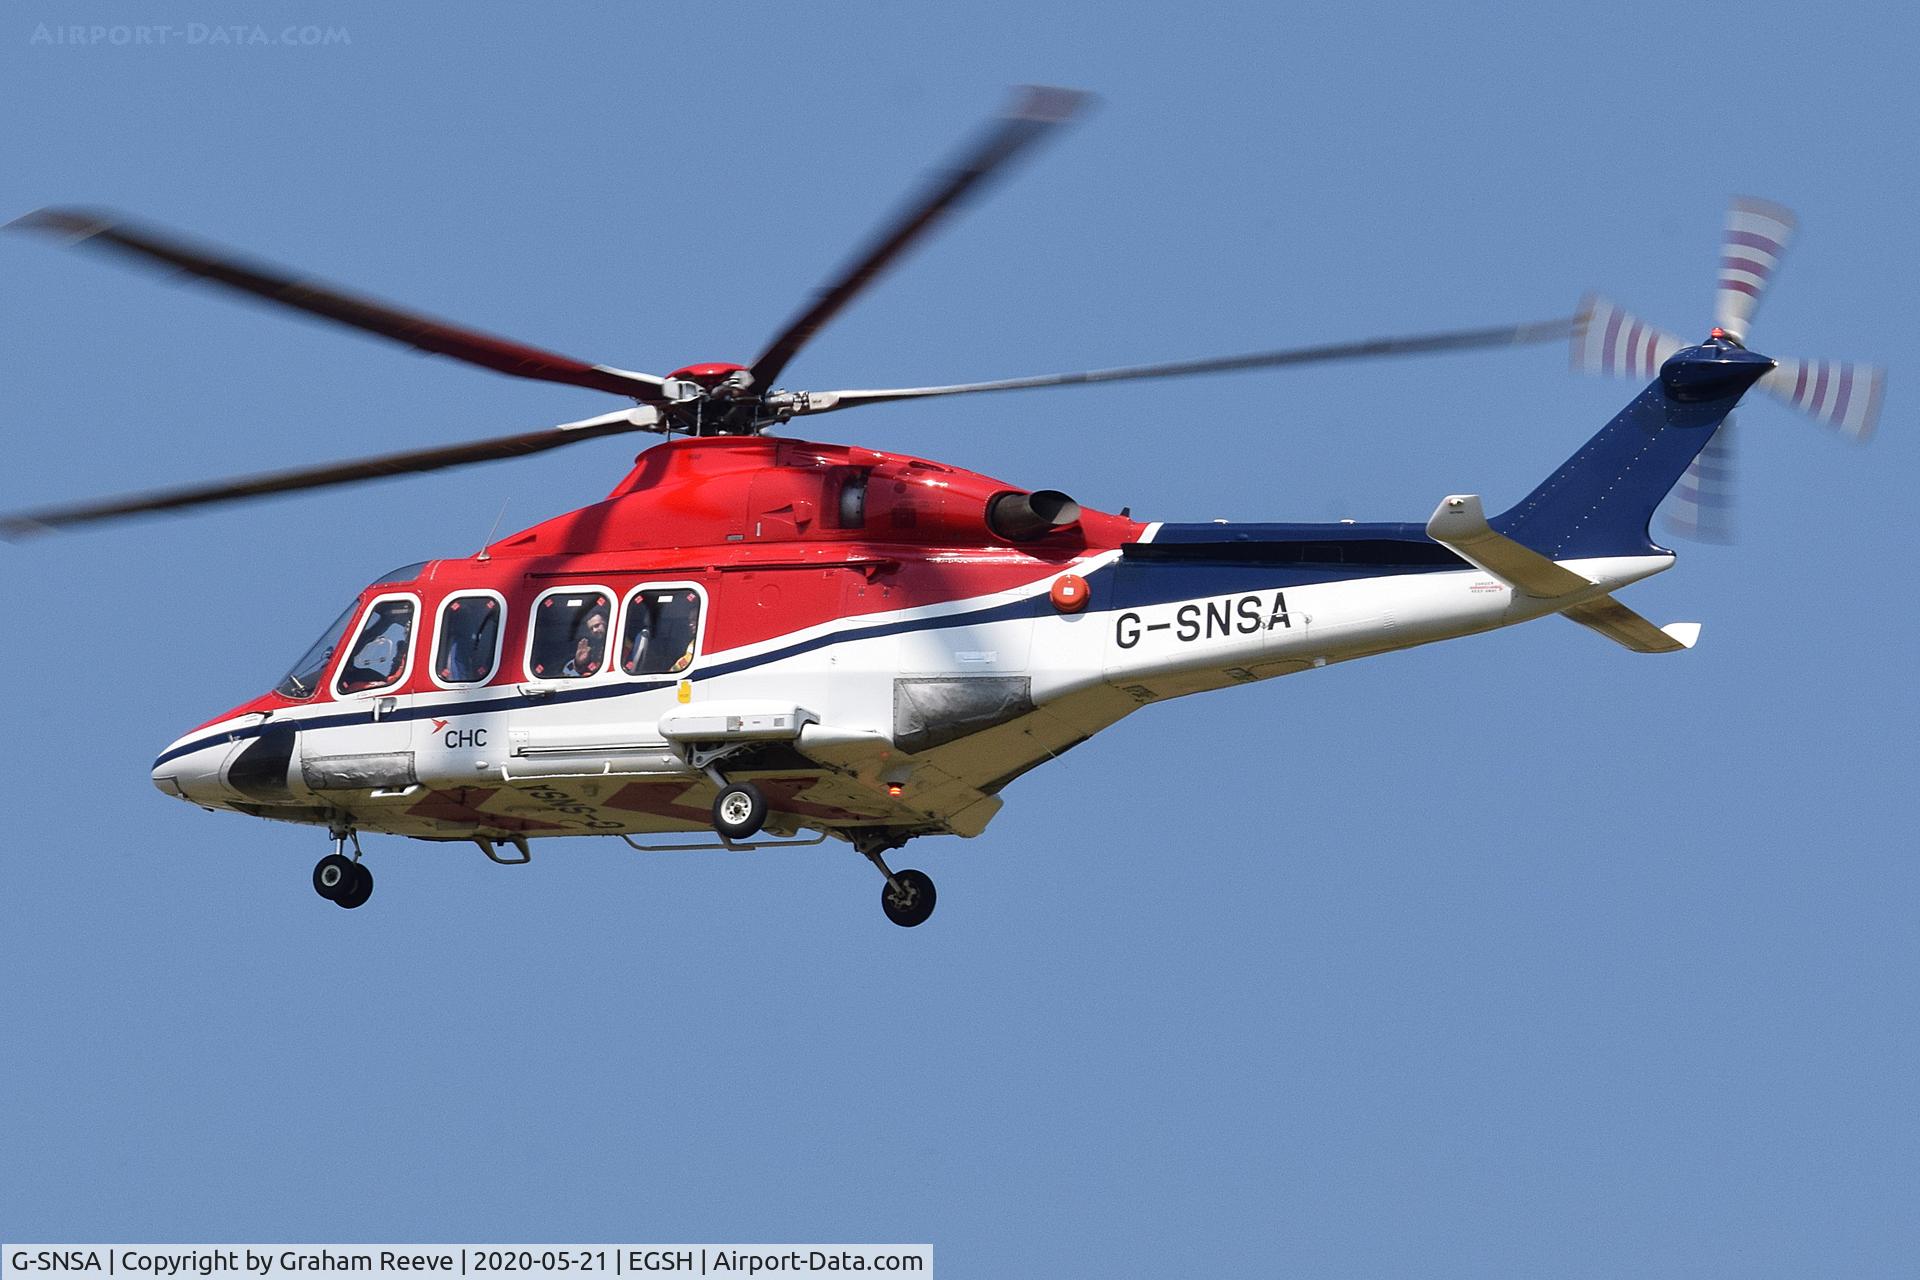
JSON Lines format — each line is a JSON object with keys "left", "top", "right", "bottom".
{"left": 5, "top": 89, "right": 1882, "bottom": 925}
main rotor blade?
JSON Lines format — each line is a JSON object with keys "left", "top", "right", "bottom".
{"left": 8, "top": 208, "right": 669, "bottom": 402}
{"left": 748, "top": 85, "right": 1090, "bottom": 392}
{"left": 783, "top": 317, "right": 1575, "bottom": 415}
{"left": 0, "top": 407, "right": 661, "bottom": 538}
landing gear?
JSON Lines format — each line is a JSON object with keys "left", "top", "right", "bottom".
{"left": 712, "top": 782, "right": 767, "bottom": 841}
{"left": 335, "top": 862, "right": 374, "bottom": 909}
{"left": 857, "top": 834, "right": 936, "bottom": 928}
{"left": 312, "top": 853, "right": 355, "bottom": 900}
{"left": 880, "top": 868, "right": 936, "bottom": 928}
{"left": 314, "top": 829, "right": 374, "bottom": 909}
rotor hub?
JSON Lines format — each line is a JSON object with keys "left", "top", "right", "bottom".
{"left": 665, "top": 362, "right": 750, "bottom": 389}
{"left": 660, "top": 362, "right": 767, "bottom": 435}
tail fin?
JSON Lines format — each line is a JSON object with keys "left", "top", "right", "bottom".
{"left": 1492, "top": 339, "right": 1773, "bottom": 560}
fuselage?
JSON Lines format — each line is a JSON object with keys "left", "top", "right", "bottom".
{"left": 151, "top": 435, "right": 1671, "bottom": 846}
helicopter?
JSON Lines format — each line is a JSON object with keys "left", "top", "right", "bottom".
{"left": 3, "top": 88, "right": 1883, "bottom": 926}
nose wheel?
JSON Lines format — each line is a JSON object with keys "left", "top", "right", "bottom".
{"left": 880, "top": 868, "right": 936, "bottom": 928}
{"left": 313, "top": 831, "right": 374, "bottom": 909}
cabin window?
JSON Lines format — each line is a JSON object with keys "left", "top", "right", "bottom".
{"left": 433, "top": 593, "right": 503, "bottom": 686}
{"left": 621, "top": 587, "right": 704, "bottom": 676}
{"left": 529, "top": 589, "right": 612, "bottom": 679}
{"left": 335, "top": 596, "right": 418, "bottom": 695}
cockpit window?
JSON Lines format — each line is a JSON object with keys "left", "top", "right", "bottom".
{"left": 335, "top": 596, "right": 417, "bottom": 695}
{"left": 621, "top": 587, "right": 703, "bottom": 676}
{"left": 276, "top": 603, "right": 358, "bottom": 700}
{"left": 530, "top": 590, "right": 611, "bottom": 680}
{"left": 372, "top": 561, "right": 429, "bottom": 587}
{"left": 434, "top": 594, "right": 502, "bottom": 686}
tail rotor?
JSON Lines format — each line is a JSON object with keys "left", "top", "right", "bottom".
{"left": 1714, "top": 196, "right": 1795, "bottom": 345}
{"left": 1571, "top": 197, "right": 1886, "bottom": 542}
{"left": 1760, "top": 356, "right": 1885, "bottom": 441}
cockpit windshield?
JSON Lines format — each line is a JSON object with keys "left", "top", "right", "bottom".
{"left": 275, "top": 602, "right": 358, "bottom": 699}
{"left": 273, "top": 564, "right": 432, "bottom": 700}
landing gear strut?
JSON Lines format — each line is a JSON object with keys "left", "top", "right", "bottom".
{"left": 856, "top": 834, "right": 936, "bottom": 928}
{"left": 313, "top": 829, "right": 374, "bottom": 909}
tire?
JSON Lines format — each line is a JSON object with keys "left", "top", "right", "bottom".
{"left": 712, "top": 782, "right": 768, "bottom": 840}
{"left": 312, "top": 853, "right": 355, "bottom": 901}
{"left": 335, "top": 862, "right": 374, "bottom": 910}
{"left": 880, "top": 868, "right": 936, "bottom": 928}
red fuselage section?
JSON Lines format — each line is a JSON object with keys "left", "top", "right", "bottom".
{"left": 208, "top": 437, "right": 1144, "bottom": 728}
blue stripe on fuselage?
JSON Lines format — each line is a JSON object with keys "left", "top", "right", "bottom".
{"left": 155, "top": 534, "right": 1456, "bottom": 771}
{"left": 153, "top": 590, "right": 1046, "bottom": 769}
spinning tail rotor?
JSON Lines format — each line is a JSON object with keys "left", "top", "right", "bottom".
{"left": 1715, "top": 196, "right": 1794, "bottom": 346}
{"left": 1572, "top": 197, "right": 1886, "bottom": 542}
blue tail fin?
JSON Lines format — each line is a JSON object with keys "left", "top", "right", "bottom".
{"left": 1492, "top": 340, "right": 1773, "bottom": 559}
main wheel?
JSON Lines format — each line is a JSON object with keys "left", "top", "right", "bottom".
{"left": 712, "top": 782, "right": 767, "bottom": 840}
{"left": 335, "top": 862, "right": 374, "bottom": 910}
{"left": 312, "top": 853, "right": 355, "bottom": 901}
{"left": 880, "top": 868, "right": 937, "bottom": 928}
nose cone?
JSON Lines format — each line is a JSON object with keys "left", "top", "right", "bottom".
{"left": 153, "top": 712, "right": 300, "bottom": 808}
{"left": 151, "top": 730, "right": 230, "bottom": 807}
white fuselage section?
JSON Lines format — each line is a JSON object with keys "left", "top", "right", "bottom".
{"left": 152, "top": 548, "right": 1674, "bottom": 843}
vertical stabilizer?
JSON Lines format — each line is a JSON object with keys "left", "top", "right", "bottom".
{"left": 1493, "top": 340, "right": 1773, "bottom": 560}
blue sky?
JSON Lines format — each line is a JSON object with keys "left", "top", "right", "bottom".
{"left": 2, "top": 2, "right": 1915, "bottom": 1275}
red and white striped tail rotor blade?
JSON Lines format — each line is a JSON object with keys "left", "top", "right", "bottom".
{"left": 1715, "top": 196, "right": 1796, "bottom": 344}
{"left": 1570, "top": 294, "right": 1688, "bottom": 380}
{"left": 1759, "top": 358, "right": 1886, "bottom": 441}
{"left": 1660, "top": 416, "right": 1737, "bottom": 543}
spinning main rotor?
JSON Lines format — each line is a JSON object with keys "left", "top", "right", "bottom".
{"left": 3, "top": 86, "right": 1571, "bottom": 536}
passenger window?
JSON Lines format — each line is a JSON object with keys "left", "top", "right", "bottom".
{"left": 434, "top": 595, "right": 501, "bottom": 685}
{"left": 530, "top": 591, "right": 611, "bottom": 679}
{"left": 336, "top": 597, "right": 416, "bottom": 695}
{"left": 622, "top": 588, "right": 703, "bottom": 676}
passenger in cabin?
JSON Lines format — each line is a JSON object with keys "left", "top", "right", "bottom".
{"left": 563, "top": 635, "right": 598, "bottom": 677}
{"left": 659, "top": 595, "right": 696, "bottom": 672}
{"left": 563, "top": 611, "right": 609, "bottom": 677}
{"left": 624, "top": 591, "right": 699, "bottom": 675}
{"left": 531, "top": 593, "right": 611, "bottom": 678}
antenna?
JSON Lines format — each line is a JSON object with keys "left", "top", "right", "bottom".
{"left": 476, "top": 497, "right": 510, "bottom": 561}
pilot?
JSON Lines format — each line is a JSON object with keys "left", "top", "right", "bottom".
{"left": 340, "top": 609, "right": 410, "bottom": 692}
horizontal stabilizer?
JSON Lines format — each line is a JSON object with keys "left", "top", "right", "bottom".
{"left": 1562, "top": 596, "right": 1700, "bottom": 653}
{"left": 1426, "top": 494, "right": 1591, "bottom": 598}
